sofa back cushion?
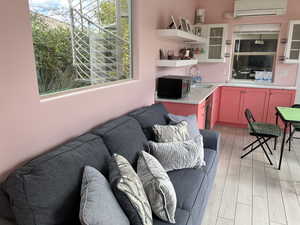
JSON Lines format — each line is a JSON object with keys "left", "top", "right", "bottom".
{"left": 92, "top": 116, "right": 147, "bottom": 167}
{"left": 3, "top": 133, "right": 111, "bottom": 225}
{"left": 128, "top": 103, "right": 169, "bottom": 140}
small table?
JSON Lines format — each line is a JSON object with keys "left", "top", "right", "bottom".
{"left": 276, "top": 107, "right": 300, "bottom": 170}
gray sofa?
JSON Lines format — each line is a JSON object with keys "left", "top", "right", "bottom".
{"left": 0, "top": 103, "right": 220, "bottom": 225}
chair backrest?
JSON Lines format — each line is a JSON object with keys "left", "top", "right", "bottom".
{"left": 245, "top": 108, "right": 256, "bottom": 133}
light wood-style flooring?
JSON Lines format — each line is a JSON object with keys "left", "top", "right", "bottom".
{"left": 202, "top": 126, "right": 300, "bottom": 225}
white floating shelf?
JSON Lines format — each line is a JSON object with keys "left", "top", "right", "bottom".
{"left": 157, "top": 59, "right": 198, "bottom": 67}
{"left": 157, "top": 29, "right": 207, "bottom": 44}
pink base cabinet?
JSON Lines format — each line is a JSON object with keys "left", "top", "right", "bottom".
{"left": 218, "top": 87, "right": 296, "bottom": 127}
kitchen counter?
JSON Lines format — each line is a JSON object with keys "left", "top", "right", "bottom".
{"left": 156, "top": 85, "right": 218, "bottom": 105}
{"left": 155, "top": 82, "right": 296, "bottom": 105}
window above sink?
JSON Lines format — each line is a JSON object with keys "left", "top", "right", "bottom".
{"left": 232, "top": 31, "right": 279, "bottom": 82}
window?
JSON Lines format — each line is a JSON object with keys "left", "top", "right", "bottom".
{"left": 232, "top": 33, "right": 278, "bottom": 81}
{"left": 29, "top": 0, "right": 132, "bottom": 95}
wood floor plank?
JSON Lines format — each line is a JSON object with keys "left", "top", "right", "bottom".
{"left": 216, "top": 217, "right": 234, "bottom": 225}
{"left": 202, "top": 126, "right": 235, "bottom": 225}
{"left": 265, "top": 167, "right": 287, "bottom": 225}
{"left": 218, "top": 129, "right": 241, "bottom": 220}
{"left": 237, "top": 164, "right": 252, "bottom": 205}
{"left": 234, "top": 203, "right": 251, "bottom": 225}
{"left": 280, "top": 180, "right": 300, "bottom": 225}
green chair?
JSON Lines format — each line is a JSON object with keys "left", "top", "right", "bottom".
{"left": 241, "top": 109, "right": 281, "bottom": 165}
{"left": 286, "top": 104, "right": 300, "bottom": 151}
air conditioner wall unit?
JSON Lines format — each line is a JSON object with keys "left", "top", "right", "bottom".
{"left": 234, "top": 0, "right": 287, "bottom": 17}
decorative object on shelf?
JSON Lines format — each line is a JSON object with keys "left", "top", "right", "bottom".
{"left": 179, "top": 48, "right": 194, "bottom": 60}
{"left": 280, "top": 38, "right": 287, "bottom": 44}
{"left": 195, "top": 9, "right": 205, "bottom": 24}
{"left": 159, "top": 49, "right": 167, "bottom": 60}
{"left": 186, "top": 19, "right": 192, "bottom": 33}
{"left": 226, "top": 40, "right": 232, "bottom": 45}
{"left": 224, "top": 53, "right": 231, "bottom": 58}
{"left": 167, "top": 50, "right": 175, "bottom": 60}
{"left": 168, "top": 16, "right": 177, "bottom": 30}
{"left": 193, "top": 25, "right": 202, "bottom": 37}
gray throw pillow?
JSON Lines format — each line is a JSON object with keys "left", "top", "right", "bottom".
{"left": 79, "top": 166, "right": 129, "bottom": 225}
{"left": 137, "top": 151, "right": 177, "bottom": 224}
{"left": 153, "top": 121, "right": 190, "bottom": 143}
{"left": 148, "top": 138, "right": 206, "bottom": 172}
{"left": 168, "top": 114, "right": 200, "bottom": 139}
{"left": 109, "top": 154, "right": 152, "bottom": 225}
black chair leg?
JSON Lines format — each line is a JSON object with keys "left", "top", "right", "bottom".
{"left": 274, "top": 137, "right": 277, "bottom": 150}
{"left": 263, "top": 138, "right": 273, "bottom": 155}
{"left": 257, "top": 137, "right": 273, "bottom": 166}
{"left": 243, "top": 138, "right": 262, "bottom": 151}
{"left": 241, "top": 137, "right": 271, "bottom": 160}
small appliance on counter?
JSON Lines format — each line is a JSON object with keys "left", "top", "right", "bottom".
{"left": 156, "top": 75, "right": 192, "bottom": 99}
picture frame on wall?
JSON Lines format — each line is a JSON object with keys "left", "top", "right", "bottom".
{"left": 168, "top": 16, "right": 177, "bottom": 29}
{"left": 186, "top": 19, "right": 192, "bottom": 33}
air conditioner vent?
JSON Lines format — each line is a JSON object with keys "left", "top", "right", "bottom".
{"left": 234, "top": 0, "right": 287, "bottom": 17}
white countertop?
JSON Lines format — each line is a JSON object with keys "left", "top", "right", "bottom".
{"left": 156, "top": 85, "right": 218, "bottom": 105}
{"left": 155, "top": 82, "right": 296, "bottom": 105}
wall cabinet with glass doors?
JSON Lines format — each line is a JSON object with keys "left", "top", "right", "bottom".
{"left": 285, "top": 20, "right": 300, "bottom": 63}
{"left": 193, "top": 24, "right": 228, "bottom": 63}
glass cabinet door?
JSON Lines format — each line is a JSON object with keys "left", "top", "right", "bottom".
{"left": 289, "top": 24, "right": 300, "bottom": 60}
{"left": 208, "top": 27, "right": 224, "bottom": 60}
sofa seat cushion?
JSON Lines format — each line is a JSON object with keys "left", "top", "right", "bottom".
{"left": 167, "top": 148, "right": 217, "bottom": 211}
{"left": 92, "top": 116, "right": 147, "bottom": 166}
{"left": 153, "top": 208, "right": 190, "bottom": 225}
{"left": 167, "top": 169, "right": 205, "bottom": 211}
{"left": 3, "top": 133, "right": 111, "bottom": 225}
{"left": 128, "top": 104, "right": 169, "bottom": 140}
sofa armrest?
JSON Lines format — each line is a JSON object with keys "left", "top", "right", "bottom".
{"left": 199, "top": 129, "right": 220, "bottom": 151}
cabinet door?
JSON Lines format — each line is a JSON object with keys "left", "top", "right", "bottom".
{"left": 285, "top": 20, "right": 300, "bottom": 63}
{"left": 239, "top": 88, "right": 269, "bottom": 125}
{"left": 219, "top": 87, "right": 243, "bottom": 123}
{"left": 207, "top": 24, "right": 227, "bottom": 63}
{"left": 266, "top": 90, "right": 296, "bottom": 125}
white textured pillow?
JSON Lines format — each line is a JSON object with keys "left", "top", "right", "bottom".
{"left": 148, "top": 137, "right": 206, "bottom": 172}
{"left": 137, "top": 151, "right": 177, "bottom": 224}
{"left": 152, "top": 121, "right": 190, "bottom": 143}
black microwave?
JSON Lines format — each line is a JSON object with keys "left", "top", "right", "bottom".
{"left": 156, "top": 76, "right": 191, "bottom": 99}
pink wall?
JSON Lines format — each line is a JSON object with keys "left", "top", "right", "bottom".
{"left": 0, "top": 0, "right": 198, "bottom": 180}
{"left": 196, "top": 0, "right": 300, "bottom": 86}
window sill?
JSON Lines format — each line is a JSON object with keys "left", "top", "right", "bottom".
{"left": 40, "top": 78, "right": 139, "bottom": 103}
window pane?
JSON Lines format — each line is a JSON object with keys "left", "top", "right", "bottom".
{"left": 29, "top": 0, "right": 132, "bottom": 95}
{"left": 234, "top": 39, "right": 278, "bottom": 52}
{"left": 210, "top": 28, "right": 223, "bottom": 37}
{"left": 290, "top": 50, "right": 300, "bottom": 60}
{"left": 209, "top": 37, "right": 222, "bottom": 45}
{"left": 232, "top": 55, "right": 274, "bottom": 80}
{"left": 291, "top": 41, "right": 300, "bottom": 49}
{"left": 208, "top": 46, "right": 222, "bottom": 59}
{"left": 292, "top": 24, "right": 300, "bottom": 40}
